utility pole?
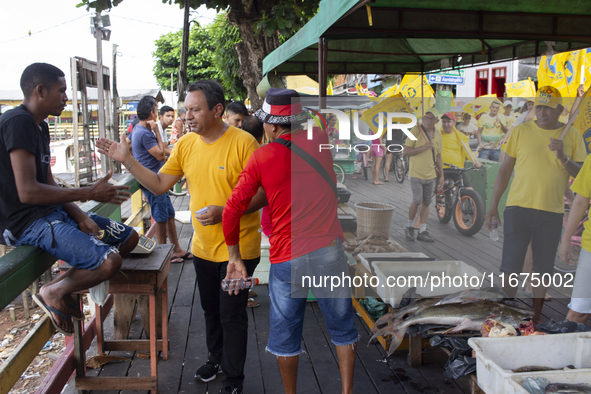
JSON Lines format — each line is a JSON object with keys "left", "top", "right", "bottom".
{"left": 94, "top": 11, "right": 107, "bottom": 174}
{"left": 112, "top": 43, "right": 121, "bottom": 173}
{"left": 177, "top": 0, "right": 190, "bottom": 108}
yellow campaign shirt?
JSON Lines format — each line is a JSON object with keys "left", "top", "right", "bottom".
{"left": 505, "top": 121, "right": 587, "bottom": 213}
{"left": 405, "top": 125, "right": 442, "bottom": 180}
{"left": 570, "top": 154, "right": 591, "bottom": 251}
{"left": 160, "top": 127, "right": 261, "bottom": 262}
{"left": 498, "top": 114, "right": 515, "bottom": 152}
{"left": 441, "top": 129, "right": 472, "bottom": 168}
{"left": 478, "top": 113, "right": 503, "bottom": 149}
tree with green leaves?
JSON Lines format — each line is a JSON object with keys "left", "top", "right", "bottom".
{"left": 152, "top": 23, "right": 218, "bottom": 93}
{"left": 78, "top": 0, "right": 320, "bottom": 110}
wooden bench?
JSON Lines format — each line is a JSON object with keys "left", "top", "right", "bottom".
{"left": 62, "top": 244, "right": 173, "bottom": 393}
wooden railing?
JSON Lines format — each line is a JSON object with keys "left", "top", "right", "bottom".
{"left": 0, "top": 176, "right": 148, "bottom": 394}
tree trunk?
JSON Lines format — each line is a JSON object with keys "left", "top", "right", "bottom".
{"left": 229, "top": 0, "right": 280, "bottom": 111}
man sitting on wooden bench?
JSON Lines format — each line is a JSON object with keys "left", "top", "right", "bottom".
{"left": 0, "top": 62, "right": 139, "bottom": 336}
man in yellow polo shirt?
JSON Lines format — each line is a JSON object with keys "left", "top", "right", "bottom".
{"left": 440, "top": 112, "right": 481, "bottom": 188}
{"left": 404, "top": 108, "right": 444, "bottom": 242}
{"left": 477, "top": 100, "right": 504, "bottom": 162}
{"left": 96, "top": 80, "right": 265, "bottom": 394}
{"left": 485, "top": 86, "right": 586, "bottom": 326}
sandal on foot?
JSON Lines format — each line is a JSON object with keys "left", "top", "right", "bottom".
{"left": 33, "top": 294, "right": 73, "bottom": 336}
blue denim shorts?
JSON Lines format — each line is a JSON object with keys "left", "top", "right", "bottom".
{"left": 266, "top": 241, "right": 359, "bottom": 357}
{"left": 142, "top": 188, "right": 175, "bottom": 223}
{"left": 8, "top": 206, "right": 134, "bottom": 271}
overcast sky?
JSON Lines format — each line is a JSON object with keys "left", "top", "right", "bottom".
{"left": 0, "top": 0, "right": 217, "bottom": 93}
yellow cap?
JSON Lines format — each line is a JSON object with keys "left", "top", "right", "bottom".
{"left": 424, "top": 107, "right": 440, "bottom": 119}
{"left": 535, "top": 86, "right": 562, "bottom": 109}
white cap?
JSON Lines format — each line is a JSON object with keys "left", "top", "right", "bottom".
{"left": 503, "top": 100, "right": 513, "bottom": 107}
{"left": 517, "top": 101, "right": 525, "bottom": 108}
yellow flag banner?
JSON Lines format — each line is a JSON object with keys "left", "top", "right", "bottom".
{"left": 538, "top": 50, "right": 590, "bottom": 98}
{"left": 505, "top": 78, "right": 536, "bottom": 98}
{"left": 573, "top": 86, "right": 591, "bottom": 154}
{"left": 379, "top": 84, "right": 400, "bottom": 97}
{"left": 360, "top": 93, "right": 413, "bottom": 136}
{"left": 399, "top": 74, "right": 435, "bottom": 109}
{"left": 462, "top": 94, "right": 500, "bottom": 116}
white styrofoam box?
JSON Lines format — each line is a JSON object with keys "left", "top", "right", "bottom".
{"left": 468, "top": 333, "right": 591, "bottom": 394}
{"left": 358, "top": 252, "right": 430, "bottom": 273}
{"left": 254, "top": 234, "right": 271, "bottom": 284}
{"left": 509, "top": 370, "right": 591, "bottom": 394}
{"left": 372, "top": 260, "right": 483, "bottom": 307}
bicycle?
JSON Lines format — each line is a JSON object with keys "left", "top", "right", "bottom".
{"left": 555, "top": 199, "right": 587, "bottom": 274}
{"left": 382, "top": 149, "right": 408, "bottom": 183}
{"left": 434, "top": 164, "right": 485, "bottom": 236}
{"left": 333, "top": 163, "right": 346, "bottom": 184}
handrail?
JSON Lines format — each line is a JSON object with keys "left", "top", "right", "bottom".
{"left": 0, "top": 175, "right": 144, "bottom": 394}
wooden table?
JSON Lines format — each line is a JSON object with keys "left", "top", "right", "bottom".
{"left": 64, "top": 244, "right": 173, "bottom": 393}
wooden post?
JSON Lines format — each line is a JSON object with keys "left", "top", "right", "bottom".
{"left": 22, "top": 290, "right": 30, "bottom": 319}
{"left": 71, "top": 58, "right": 81, "bottom": 188}
{"left": 9, "top": 307, "right": 16, "bottom": 322}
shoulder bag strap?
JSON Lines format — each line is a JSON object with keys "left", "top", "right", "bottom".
{"left": 273, "top": 137, "right": 337, "bottom": 197}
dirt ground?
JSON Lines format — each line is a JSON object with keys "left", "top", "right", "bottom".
{"left": 0, "top": 293, "right": 67, "bottom": 394}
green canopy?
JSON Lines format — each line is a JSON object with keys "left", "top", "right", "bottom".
{"left": 263, "top": 0, "right": 591, "bottom": 77}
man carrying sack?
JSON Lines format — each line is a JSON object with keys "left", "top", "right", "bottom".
{"left": 403, "top": 108, "right": 444, "bottom": 242}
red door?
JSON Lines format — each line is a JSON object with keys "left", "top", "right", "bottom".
{"left": 475, "top": 69, "right": 489, "bottom": 97}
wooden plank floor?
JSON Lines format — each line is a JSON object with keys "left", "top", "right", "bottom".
{"left": 344, "top": 173, "right": 572, "bottom": 321}
{"left": 63, "top": 171, "right": 573, "bottom": 393}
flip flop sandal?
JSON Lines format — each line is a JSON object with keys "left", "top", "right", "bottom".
{"left": 170, "top": 256, "right": 184, "bottom": 264}
{"left": 248, "top": 290, "right": 257, "bottom": 298}
{"left": 32, "top": 294, "right": 73, "bottom": 336}
{"left": 68, "top": 304, "right": 84, "bottom": 321}
{"left": 180, "top": 252, "right": 194, "bottom": 260}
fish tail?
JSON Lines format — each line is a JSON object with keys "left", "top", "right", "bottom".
{"left": 368, "top": 325, "right": 394, "bottom": 344}
{"left": 387, "top": 325, "right": 408, "bottom": 356}
{"left": 373, "top": 312, "right": 395, "bottom": 330}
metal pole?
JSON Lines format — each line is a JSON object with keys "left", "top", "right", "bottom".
{"left": 171, "top": 72, "right": 174, "bottom": 106}
{"left": 95, "top": 12, "right": 107, "bottom": 175}
{"left": 71, "top": 58, "right": 80, "bottom": 188}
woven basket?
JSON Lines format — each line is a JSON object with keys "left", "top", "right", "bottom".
{"left": 354, "top": 202, "right": 395, "bottom": 239}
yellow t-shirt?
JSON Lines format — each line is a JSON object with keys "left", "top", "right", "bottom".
{"left": 570, "top": 155, "right": 591, "bottom": 251}
{"left": 441, "top": 129, "right": 472, "bottom": 168}
{"left": 498, "top": 113, "right": 516, "bottom": 130}
{"left": 405, "top": 125, "right": 442, "bottom": 180}
{"left": 505, "top": 121, "right": 587, "bottom": 213}
{"left": 478, "top": 113, "right": 503, "bottom": 149}
{"left": 160, "top": 127, "right": 261, "bottom": 261}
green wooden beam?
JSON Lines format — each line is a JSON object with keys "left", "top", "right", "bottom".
{"left": 0, "top": 176, "right": 139, "bottom": 311}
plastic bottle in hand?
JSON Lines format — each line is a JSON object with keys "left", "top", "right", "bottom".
{"left": 490, "top": 219, "right": 499, "bottom": 241}
{"left": 221, "top": 277, "right": 259, "bottom": 292}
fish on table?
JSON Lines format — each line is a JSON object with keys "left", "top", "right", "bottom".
{"left": 544, "top": 383, "right": 591, "bottom": 393}
{"left": 370, "top": 300, "right": 532, "bottom": 356}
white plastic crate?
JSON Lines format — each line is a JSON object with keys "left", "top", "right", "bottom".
{"left": 372, "top": 260, "right": 483, "bottom": 307}
{"left": 509, "top": 369, "right": 591, "bottom": 394}
{"left": 468, "top": 333, "right": 591, "bottom": 394}
{"left": 357, "top": 252, "right": 430, "bottom": 273}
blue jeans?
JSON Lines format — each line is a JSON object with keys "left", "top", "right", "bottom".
{"left": 142, "top": 187, "right": 175, "bottom": 223}
{"left": 478, "top": 148, "right": 500, "bottom": 162}
{"left": 266, "top": 240, "right": 358, "bottom": 357}
{"left": 7, "top": 206, "right": 134, "bottom": 271}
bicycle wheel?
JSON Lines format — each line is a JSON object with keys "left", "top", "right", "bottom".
{"left": 435, "top": 189, "right": 453, "bottom": 224}
{"left": 333, "top": 163, "right": 346, "bottom": 184}
{"left": 394, "top": 155, "right": 405, "bottom": 183}
{"left": 453, "top": 189, "right": 485, "bottom": 236}
{"left": 404, "top": 156, "right": 410, "bottom": 175}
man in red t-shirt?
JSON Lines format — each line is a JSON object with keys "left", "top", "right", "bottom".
{"left": 222, "top": 89, "right": 358, "bottom": 394}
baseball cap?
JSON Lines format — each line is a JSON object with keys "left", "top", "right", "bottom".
{"left": 424, "top": 108, "right": 440, "bottom": 119}
{"left": 503, "top": 100, "right": 513, "bottom": 107}
{"left": 442, "top": 112, "right": 456, "bottom": 121}
{"left": 535, "top": 86, "right": 562, "bottom": 109}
